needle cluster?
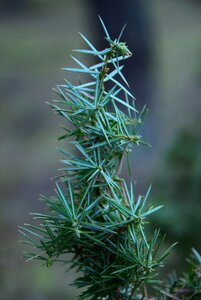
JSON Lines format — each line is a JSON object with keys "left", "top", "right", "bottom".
{"left": 158, "top": 249, "right": 201, "bottom": 299}
{"left": 19, "top": 18, "right": 187, "bottom": 300}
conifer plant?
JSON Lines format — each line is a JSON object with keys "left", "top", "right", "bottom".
{"left": 20, "top": 18, "right": 201, "bottom": 300}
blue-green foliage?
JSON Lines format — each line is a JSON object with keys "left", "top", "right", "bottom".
{"left": 20, "top": 17, "right": 179, "bottom": 300}
{"left": 157, "top": 249, "right": 201, "bottom": 299}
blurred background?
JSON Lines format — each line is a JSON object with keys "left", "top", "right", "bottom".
{"left": 0, "top": 0, "right": 201, "bottom": 299}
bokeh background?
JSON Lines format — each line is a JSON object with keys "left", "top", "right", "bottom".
{"left": 1, "top": 0, "right": 201, "bottom": 299}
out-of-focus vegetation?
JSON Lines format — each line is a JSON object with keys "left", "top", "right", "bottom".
{"left": 1, "top": 0, "right": 201, "bottom": 299}
{"left": 151, "top": 128, "right": 201, "bottom": 271}
{"left": 157, "top": 248, "right": 201, "bottom": 299}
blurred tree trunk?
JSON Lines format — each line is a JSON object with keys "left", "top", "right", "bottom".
{"left": 1, "top": 0, "right": 26, "bottom": 13}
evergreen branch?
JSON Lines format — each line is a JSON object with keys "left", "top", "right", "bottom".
{"left": 19, "top": 17, "right": 185, "bottom": 300}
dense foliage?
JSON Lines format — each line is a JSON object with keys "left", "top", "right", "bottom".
{"left": 20, "top": 18, "right": 200, "bottom": 300}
